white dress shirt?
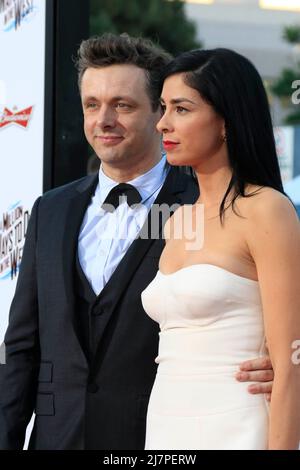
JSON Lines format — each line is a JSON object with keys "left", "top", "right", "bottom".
{"left": 78, "top": 155, "right": 169, "bottom": 295}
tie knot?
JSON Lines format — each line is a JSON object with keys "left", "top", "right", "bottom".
{"left": 101, "top": 183, "right": 142, "bottom": 212}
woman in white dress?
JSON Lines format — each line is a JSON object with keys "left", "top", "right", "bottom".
{"left": 141, "top": 48, "right": 300, "bottom": 450}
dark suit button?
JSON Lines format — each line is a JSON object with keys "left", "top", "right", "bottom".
{"left": 91, "top": 307, "right": 103, "bottom": 316}
{"left": 87, "top": 383, "right": 99, "bottom": 393}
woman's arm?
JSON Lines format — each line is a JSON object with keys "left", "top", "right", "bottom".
{"left": 247, "top": 190, "right": 300, "bottom": 449}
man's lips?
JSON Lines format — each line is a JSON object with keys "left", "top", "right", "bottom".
{"left": 95, "top": 136, "right": 124, "bottom": 145}
{"left": 163, "top": 140, "right": 179, "bottom": 150}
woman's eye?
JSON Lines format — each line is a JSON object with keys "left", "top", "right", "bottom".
{"left": 176, "top": 106, "right": 188, "bottom": 114}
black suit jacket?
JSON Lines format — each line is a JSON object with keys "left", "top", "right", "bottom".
{"left": 0, "top": 166, "right": 198, "bottom": 450}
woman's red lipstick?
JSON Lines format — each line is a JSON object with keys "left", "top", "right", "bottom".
{"left": 163, "top": 140, "right": 179, "bottom": 150}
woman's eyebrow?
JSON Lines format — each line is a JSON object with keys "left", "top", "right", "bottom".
{"left": 160, "top": 97, "right": 197, "bottom": 105}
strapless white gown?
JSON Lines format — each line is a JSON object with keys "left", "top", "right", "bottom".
{"left": 141, "top": 264, "right": 269, "bottom": 450}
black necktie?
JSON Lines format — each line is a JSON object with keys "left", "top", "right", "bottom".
{"left": 101, "top": 183, "right": 142, "bottom": 212}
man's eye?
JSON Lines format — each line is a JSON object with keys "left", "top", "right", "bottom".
{"left": 116, "top": 103, "right": 131, "bottom": 109}
{"left": 86, "top": 103, "right": 97, "bottom": 109}
{"left": 160, "top": 104, "right": 166, "bottom": 113}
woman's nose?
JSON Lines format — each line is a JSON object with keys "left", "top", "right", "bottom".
{"left": 156, "top": 111, "right": 172, "bottom": 134}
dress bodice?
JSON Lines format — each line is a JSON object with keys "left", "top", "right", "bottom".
{"left": 141, "top": 264, "right": 265, "bottom": 375}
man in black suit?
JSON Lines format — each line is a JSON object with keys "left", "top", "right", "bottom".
{"left": 0, "top": 33, "right": 274, "bottom": 450}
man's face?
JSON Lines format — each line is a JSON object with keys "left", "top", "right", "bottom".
{"left": 81, "top": 64, "right": 161, "bottom": 176}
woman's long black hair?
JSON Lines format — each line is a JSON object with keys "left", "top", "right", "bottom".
{"left": 160, "top": 48, "right": 284, "bottom": 221}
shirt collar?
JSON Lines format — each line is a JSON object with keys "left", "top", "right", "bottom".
{"left": 97, "top": 154, "right": 168, "bottom": 205}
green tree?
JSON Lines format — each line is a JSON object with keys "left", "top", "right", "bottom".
{"left": 271, "top": 25, "right": 300, "bottom": 124}
{"left": 90, "top": 0, "right": 201, "bottom": 56}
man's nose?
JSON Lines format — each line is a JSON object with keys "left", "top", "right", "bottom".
{"left": 96, "top": 106, "right": 117, "bottom": 129}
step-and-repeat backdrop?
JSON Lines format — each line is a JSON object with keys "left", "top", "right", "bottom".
{"left": 0, "top": 0, "right": 46, "bottom": 344}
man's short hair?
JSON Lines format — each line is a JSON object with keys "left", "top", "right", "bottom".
{"left": 76, "top": 33, "right": 172, "bottom": 111}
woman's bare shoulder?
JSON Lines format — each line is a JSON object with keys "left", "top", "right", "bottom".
{"left": 239, "top": 185, "right": 295, "bottom": 217}
{"left": 239, "top": 185, "right": 299, "bottom": 237}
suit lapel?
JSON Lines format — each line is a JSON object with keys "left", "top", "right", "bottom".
{"left": 61, "top": 175, "right": 98, "bottom": 351}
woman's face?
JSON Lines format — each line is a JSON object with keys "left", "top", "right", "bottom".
{"left": 157, "top": 73, "right": 226, "bottom": 169}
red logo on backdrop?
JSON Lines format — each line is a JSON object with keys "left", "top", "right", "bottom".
{"left": 0, "top": 106, "right": 33, "bottom": 129}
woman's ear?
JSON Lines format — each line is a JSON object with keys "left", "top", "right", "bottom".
{"left": 221, "top": 122, "right": 227, "bottom": 143}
